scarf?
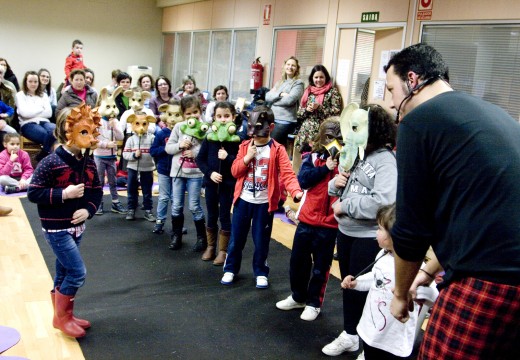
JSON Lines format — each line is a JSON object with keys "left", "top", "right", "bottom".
{"left": 72, "top": 86, "right": 87, "bottom": 101}
{"left": 300, "top": 81, "right": 333, "bottom": 107}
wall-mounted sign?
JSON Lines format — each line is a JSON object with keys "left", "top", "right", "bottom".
{"left": 417, "top": 0, "right": 433, "bottom": 20}
{"left": 361, "top": 12, "right": 379, "bottom": 23}
{"left": 263, "top": 4, "right": 272, "bottom": 25}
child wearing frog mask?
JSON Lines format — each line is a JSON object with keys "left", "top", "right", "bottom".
{"left": 0, "top": 133, "right": 33, "bottom": 194}
{"left": 165, "top": 95, "right": 209, "bottom": 252}
{"left": 196, "top": 101, "right": 240, "bottom": 264}
{"left": 150, "top": 99, "right": 182, "bottom": 234}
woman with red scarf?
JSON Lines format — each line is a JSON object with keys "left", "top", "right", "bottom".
{"left": 295, "top": 65, "right": 343, "bottom": 154}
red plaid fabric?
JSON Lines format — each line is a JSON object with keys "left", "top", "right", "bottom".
{"left": 419, "top": 277, "right": 520, "bottom": 360}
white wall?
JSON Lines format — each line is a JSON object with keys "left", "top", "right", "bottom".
{"left": 1, "top": 0, "right": 163, "bottom": 90}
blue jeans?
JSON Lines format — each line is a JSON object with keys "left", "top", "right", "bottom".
{"left": 127, "top": 169, "right": 153, "bottom": 211}
{"left": 223, "top": 198, "right": 274, "bottom": 277}
{"left": 171, "top": 176, "right": 204, "bottom": 221}
{"left": 94, "top": 157, "right": 119, "bottom": 201}
{"left": 43, "top": 230, "right": 86, "bottom": 296}
{"left": 157, "top": 173, "right": 172, "bottom": 221}
{"left": 21, "top": 121, "right": 56, "bottom": 153}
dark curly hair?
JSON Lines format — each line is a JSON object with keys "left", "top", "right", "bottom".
{"left": 364, "top": 104, "right": 397, "bottom": 155}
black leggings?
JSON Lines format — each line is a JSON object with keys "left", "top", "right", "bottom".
{"left": 336, "top": 231, "right": 380, "bottom": 334}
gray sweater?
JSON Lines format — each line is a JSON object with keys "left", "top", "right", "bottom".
{"left": 165, "top": 121, "right": 203, "bottom": 178}
{"left": 265, "top": 79, "right": 304, "bottom": 123}
{"left": 328, "top": 148, "right": 397, "bottom": 237}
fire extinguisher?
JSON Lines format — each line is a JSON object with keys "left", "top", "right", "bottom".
{"left": 250, "top": 57, "right": 264, "bottom": 94}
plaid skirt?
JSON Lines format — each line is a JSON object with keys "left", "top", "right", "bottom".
{"left": 419, "top": 277, "right": 520, "bottom": 360}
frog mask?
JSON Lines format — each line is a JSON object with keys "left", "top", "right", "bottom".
{"left": 339, "top": 103, "right": 368, "bottom": 172}
{"left": 180, "top": 117, "right": 209, "bottom": 140}
{"left": 207, "top": 122, "right": 240, "bottom": 142}
{"left": 65, "top": 103, "right": 101, "bottom": 152}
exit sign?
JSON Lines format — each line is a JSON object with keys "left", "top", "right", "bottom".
{"left": 361, "top": 12, "right": 379, "bottom": 23}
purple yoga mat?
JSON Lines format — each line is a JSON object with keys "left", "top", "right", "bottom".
{"left": 0, "top": 325, "right": 20, "bottom": 354}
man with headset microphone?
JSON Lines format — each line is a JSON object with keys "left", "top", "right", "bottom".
{"left": 385, "top": 43, "right": 520, "bottom": 360}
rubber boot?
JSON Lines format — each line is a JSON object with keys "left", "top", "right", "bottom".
{"left": 51, "top": 289, "right": 91, "bottom": 329}
{"left": 169, "top": 214, "right": 184, "bottom": 250}
{"left": 193, "top": 218, "right": 207, "bottom": 252}
{"left": 54, "top": 288, "right": 86, "bottom": 338}
{"left": 213, "top": 230, "right": 230, "bottom": 266}
{"left": 201, "top": 227, "right": 217, "bottom": 261}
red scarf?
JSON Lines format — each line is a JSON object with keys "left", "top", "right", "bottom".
{"left": 300, "top": 81, "right": 333, "bottom": 107}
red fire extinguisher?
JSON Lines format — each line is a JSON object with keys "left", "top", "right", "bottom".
{"left": 250, "top": 57, "right": 263, "bottom": 93}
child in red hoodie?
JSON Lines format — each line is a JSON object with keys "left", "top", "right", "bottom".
{"left": 64, "top": 39, "right": 86, "bottom": 84}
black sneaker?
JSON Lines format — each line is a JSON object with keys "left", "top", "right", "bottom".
{"left": 95, "top": 207, "right": 104, "bottom": 215}
{"left": 111, "top": 202, "right": 127, "bottom": 214}
{"left": 152, "top": 220, "right": 165, "bottom": 234}
{"left": 4, "top": 185, "right": 18, "bottom": 194}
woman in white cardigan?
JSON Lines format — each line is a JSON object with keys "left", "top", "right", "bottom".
{"left": 16, "top": 70, "right": 56, "bottom": 160}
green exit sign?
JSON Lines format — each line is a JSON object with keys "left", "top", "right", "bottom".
{"left": 361, "top": 12, "right": 379, "bottom": 23}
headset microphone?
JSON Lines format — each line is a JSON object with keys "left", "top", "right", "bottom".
{"left": 395, "top": 77, "right": 437, "bottom": 124}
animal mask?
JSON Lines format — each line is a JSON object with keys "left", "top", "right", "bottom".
{"left": 243, "top": 108, "right": 274, "bottom": 138}
{"left": 65, "top": 103, "right": 101, "bottom": 152}
{"left": 207, "top": 122, "right": 240, "bottom": 142}
{"left": 97, "top": 86, "right": 123, "bottom": 119}
{"left": 339, "top": 103, "right": 368, "bottom": 172}
{"left": 124, "top": 89, "right": 151, "bottom": 112}
{"left": 316, "top": 119, "right": 342, "bottom": 157}
{"left": 158, "top": 103, "right": 183, "bottom": 130}
{"left": 180, "top": 117, "right": 209, "bottom": 140}
{"left": 127, "top": 113, "right": 156, "bottom": 136}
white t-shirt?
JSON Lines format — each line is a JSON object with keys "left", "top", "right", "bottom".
{"left": 355, "top": 250, "right": 420, "bottom": 357}
{"left": 240, "top": 142, "right": 271, "bottom": 204}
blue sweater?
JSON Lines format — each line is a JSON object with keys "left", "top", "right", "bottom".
{"left": 150, "top": 127, "right": 172, "bottom": 176}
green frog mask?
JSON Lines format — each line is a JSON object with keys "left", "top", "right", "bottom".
{"left": 207, "top": 122, "right": 241, "bottom": 142}
{"left": 180, "top": 117, "right": 209, "bottom": 140}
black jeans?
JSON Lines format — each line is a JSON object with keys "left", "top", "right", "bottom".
{"left": 271, "top": 121, "right": 296, "bottom": 148}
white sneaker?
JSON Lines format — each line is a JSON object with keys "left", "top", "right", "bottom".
{"left": 276, "top": 295, "right": 306, "bottom": 310}
{"left": 300, "top": 306, "right": 320, "bottom": 321}
{"left": 221, "top": 272, "right": 234, "bottom": 285}
{"left": 322, "top": 331, "right": 359, "bottom": 356}
{"left": 355, "top": 351, "right": 365, "bottom": 360}
{"left": 256, "top": 276, "right": 269, "bottom": 289}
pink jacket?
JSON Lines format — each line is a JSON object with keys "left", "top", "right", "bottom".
{"left": 0, "top": 149, "right": 34, "bottom": 179}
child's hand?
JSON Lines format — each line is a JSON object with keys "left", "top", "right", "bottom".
{"left": 218, "top": 148, "right": 228, "bottom": 160}
{"left": 135, "top": 149, "right": 141, "bottom": 158}
{"left": 18, "top": 179, "right": 28, "bottom": 190}
{"left": 71, "top": 209, "right": 89, "bottom": 224}
{"left": 341, "top": 275, "right": 356, "bottom": 289}
{"left": 182, "top": 150, "right": 194, "bottom": 158}
{"left": 332, "top": 200, "right": 343, "bottom": 216}
{"left": 244, "top": 142, "right": 257, "bottom": 164}
{"left": 107, "top": 141, "right": 117, "bottom": 149}
{"left": 0, "top": 119, "right": 6, "bottom": 130}
{"left": 326, "top": 157, "right": 337, "bottom": 170}
{"left": 180, "top": 139, "right": 192, "bottom": 150}
{"left": 64, "top": 184, "right": 84, "bottom": 199}
{"left": 334, "top": 171, "right": 350, "bottom": 188}
{"left": 108, "top": 118, "right": 118, "bottom": 129}
{"left": 10, "top": 150, "right": 18, "bottom": 162}
{"left": 210, "top": 172, "right": 223, "bottom": 184}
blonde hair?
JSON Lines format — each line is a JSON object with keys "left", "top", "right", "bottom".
{"left": 279, "top": 56, "right": 301, "bottom": 84}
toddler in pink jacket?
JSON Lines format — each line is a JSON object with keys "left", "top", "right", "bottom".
{"left": 0, "top": 133, "right": 33, "bottom": 194}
